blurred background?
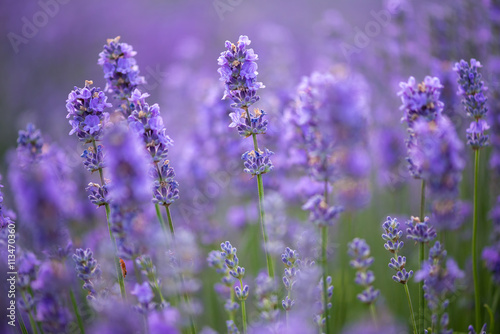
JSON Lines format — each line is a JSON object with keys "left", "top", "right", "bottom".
{"left": 0, "top": 0, "right": 498, "bottom": 332}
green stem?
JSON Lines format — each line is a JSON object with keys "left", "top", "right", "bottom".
{"left": 491, "top": 288, "right": 500, "bottom": 334}
{"left": 69, "top": 290, "right": 85, "bottom": 334}
{"left": 20, "top": 291, "right": 38, "bottom": 334}
{"left": 92, "top": 140, "right": 126, "bottom": 300}
{"left": 419, "top": 179, "right": 426, "bottom": 333}
{"left": 17, "top": 309, "right": 28, "bottom": 334}
{"left": 229, "top": 289, "right": 235, "bottom": 322}
{"left": 473, "top": 149, "right": 481, "bottom": 331}
{"left": 404, "top": 284, "right": 418, "bottom": 334}
{"left": 165, "top": 205, "right": 176, "bottom": 236}
{"left": 321, "top": 225, "right": 331, "bottom": 334}
{"left": 370, "top": 303, "right": 378, "bottom": 328}
{"left": 154, "top": 203, "right": 169, "bottom": 239}
{"left": 243, "top": 106, "right": 274, "bottom": 279}
{"left": 239, "top": 278, "right": 247, "bottom": 334}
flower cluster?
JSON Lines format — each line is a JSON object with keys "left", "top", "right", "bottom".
{"left": 229, "top": 108, "right": 268, "bottom": 138}
{"left": 399, "top": 76, "right": 445, "bottom": 179}
{"left": 288, "top": 69, "right": 372, "bottom": 210}
{"left": 398, "top": 76, "right": 444, "bottom": 126}
{"left": 207, "top": 250, "right": 239, "bottom": 316}
{"left": 16, "top": 123, "right": 43, "bottom": 164}
{"left": 98, "top": 36, "right": 146, "bottom": 109}
{"left": 314, "top": 276, "right": 333, "bottom": 329}
{"left": 220, "top": 241, "right": 249, "bottom": 301}
{"left": 415, "top": 242, "right": 464, "bottom": 333}
{"left": 281, "top": 247, "right": 300, "bottom": 311}
{"left": 382, "top": 216, "right": 413, "bottom": 284}
{"left": 302, "top": 194, "right": 343, "bottom": 228}
{"left": 348, "top": 238, "right": 380, "bottom": 304}
{"left": 66, "top": 80, "right": 111, "bottom": 143}
{"left": 406, "top": 216, "right": 437, "bottom": 243}
{"left": 72, "top": 248, "right": 102, "bottom": 301}
{"left": 127, "top": 89, "right": 179, "bottom": 206}
{"left": 217, "top": 35, "right": 264, "bottom": 109}
{"left": 104, "top": 124, "right": 152, "bottom": 208}
{"left": 254, "top": 272, "right": 278, "bottom": 322}
{"left": 241, "top": 149, "right": 274, "bottom": 176}
{"left": 454, "top": 59, "right": 490, "bottom": 149}
{"left": 408, "top": 116, "right": 465, "bottom": 229}
{"left": 131, "top": 282, "right": 155, "bottom": 314}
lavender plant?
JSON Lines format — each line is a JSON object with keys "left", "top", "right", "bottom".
{"left": 218, "top": 36, "right": 275, "bottom": 279}
{"left": 347, "top": 238, "right": 380, "bottom": 312}
{"left": 415, "top": 241, "right": 464, "bottom": 334}
{"left": 382, "top": 216, "right": 417, "bottom": 334}
{"left": 454, "top": 58, "right": 489, "bottom": 331}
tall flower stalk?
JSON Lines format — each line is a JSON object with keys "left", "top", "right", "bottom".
{"left": 454, "top": 59, "right": 490, "bottom": 331}
{"left": 66, "top": 80, "right": 126, "bottom": 299}
{"left": 218, "top": 35, "right": 274, "bottom": 278}
{"left": 382, "top": 216, "right": 417, "bottom": 334}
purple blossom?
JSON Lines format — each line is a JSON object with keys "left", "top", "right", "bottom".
{"left": 348, "top": 238, "right": 379, "bottom": 304}
{"left": 241, "top": 149, "right": 274, "bottom": 176}
{"left": 415, "top": 241, "right": 464, "bottom": 332}
{"left": 73, "top": 248, "right": 102, "bottom": 301}
{"left": 406, "top": 216, "right": 437, "bottom": 243}
{"left": 217, "top": 35, "right": 264, "bottom": 109}
{"left": 399, "top": 76, "right": 444, "bottom": 126}
{"left": 104, "top": 124, "right": 152, "bottom": 208}
{"left": 66, "top": 80, "right": 111, "bottom": 143}
{"left": 229, "top": 108, "right": 268, "bottom": 138}
{"left": 131, "top": 282, "right": 154, "bottom": 305}
{"left": 81, "top": 144, "right": 106, "bottom": 173}
{"left": 454, "top": 59, "right": 490, "bottom": 150}
{"left": 302, "top": 194, "right": 343, "bottom": 227}
{"left": 98, "top": 36, "right": 146, "bottom": 110}
{"left": 16, "top": 123, "right": 43, "bottom": 164}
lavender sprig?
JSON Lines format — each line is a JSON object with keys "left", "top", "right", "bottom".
{"left": 382, "top": 216, "right": 417, "bottom": 334}
{"left": 73, "top": 248, "right": 102, "bottom": 301}
{"left": 98, "top": 36, "right": 146, "bottom": 115}
{"left": 348, "top": 238, "right": 380, "bottom": 305}
{"left": 415, "top": 242, "right": 464, "bottom": 334}
{"left": 218, "top": 35, "right": 274, "bottom": 279}
{"left": 66, "top": 80, "right": 126, "bottom": 299}
{"left": 454, "top": 58, "right": 489, "bottom": 331}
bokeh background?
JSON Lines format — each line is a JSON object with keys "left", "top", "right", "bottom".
{"left": 0, "top": 0, "right": 498, "bottom": 332}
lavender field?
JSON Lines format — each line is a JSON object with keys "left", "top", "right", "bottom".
{"left": 1, "top": 0, "right": 499, "bottom": 333}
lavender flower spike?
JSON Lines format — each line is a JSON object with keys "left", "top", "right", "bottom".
{"left": 406, "top": 216, "right": 437, "bottom": 243}
{"left": 73, "top": 248, "right": 102, "bottom": 301}
{"left": 348, "top": 238, "right": 380, "bottom": 305}
{"left": 454, "top": 59, "right": 490, "bottom": 149}
{"left": 217, "top": 35, "right": 264, "bottom": 109}
{"left": 66, "top": 80, "right": 111, "bottom": 143}
{"left": 98, "top": 36, "right": 146, "bottom": 110}
{"left": 398, "top": 76, "right": 444, "bottom": 126}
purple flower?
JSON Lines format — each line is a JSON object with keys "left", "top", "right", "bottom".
{"left": 81, "top": 144, "right": 106, "bottom": 173}
{"left": 132, "top": 282, "right": 154, "bottom": 305}
{"left": 104, "top": 124, "right": 152, "bottom": 208}
{"left": 415, "top": 241, "right": 464, "bottom": 332}
{"left": 348, "top": 238, "right": 379, "bottom": 304}
{"left": 66, "top": 80, "right": 111, "bottom": 143}
{"left": 16, "top": 123, "right": 43, "bottom": 163}
{"left": 406, "top": 216, "right": 437, "bottom": 243}
{"left": 302, "top": 194, "right": 343, "bottom": 227}
{"left": 454, "top": 58, "right": 490, "bottom": 150}
{"left": 229, "top": 108, "right": 268, "bottom": 138}
{"left": 399, "top": 76, "right": 444, "bottom": 126}
{"left": 381, "top": 216, "right": 404, "bottom": 253}
{"left": 98, "top": 36, "right": 146, "bottom": 111}
{"left": 217, "top": 35, "right": 264, "bottom": 109}
{"left": 73, "top": 248, "right": 102, "bottom": 301}
{"left": 241, "top": 149, "right": 274, "bottom": 176}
